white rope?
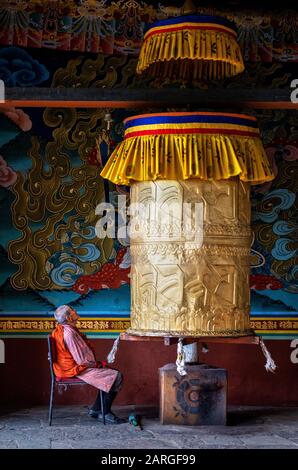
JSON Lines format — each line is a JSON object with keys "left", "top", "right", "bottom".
{"left": 259, "top": 338, "right": 277, "bottom": 373}
{"left": 176, "top": 338, "right": 187, "bottom": 376}
{"left": 107, "top": 335, "right": 120, "bottom": 364}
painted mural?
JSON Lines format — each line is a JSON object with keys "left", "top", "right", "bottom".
{"left": 0, "top": 2, "right": 297, "bottom": 338}
{"left": 249, "top": 112, "right": 298, "bottom": 338}
{"left": 0, "top": 102, "right": 131, "bottom": 337}
{"left": 0, "top": 0, "right": 297, "bottom": 61}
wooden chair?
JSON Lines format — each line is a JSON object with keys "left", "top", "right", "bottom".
{"left": 47, "top": 334, "right": 105, "bottom": 426}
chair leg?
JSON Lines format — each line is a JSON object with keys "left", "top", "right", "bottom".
{"left": 48, "top": 380, "right": 55, "bottom": 426}
{"left": 100, "top": 390, "right": 105, "bottom": 425}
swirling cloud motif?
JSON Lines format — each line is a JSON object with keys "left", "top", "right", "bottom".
{"left": 0, "top": 47, "right": 49, "bottom": 86}
{"left": 250, "top": 231, "right": 265, "bottom": 268}
{"left": 271, "top": 220, "right": 298, "bottom": 284}
{"left": 285, "top": 266, "right": 298, "bottom": 288}
{"left": 71, "top": 225, "right": 97, "bottom": 242}
{"left": 50, "top": 261, "right": 83, "bottom": 288}
{"left": 73, "top": 243, "right": 101, "bottom": 263}
{"left": 250, "top": 248, "right": 265, "bottom": 268}
{"left": 284, "top": 284, "right": 298, "bottom": 294}
{"left": 1, "top": 107, "right": 32, "bottom": 131}
{"left": 272, "top": 239, "right": 298, "bottom": 261}
{"left": 252, "top": 189, "right": 296, "bottom": 223}
{"left": 254, "top": 146, "right": 279, "bottom": 194}
{"left": 46, "top": 224, "right": 101, "bottom": 288}
{"left": 282, "top": 144, "right": 298, "bottom": 162}
{"left": 0, "top": 155, "right": 17, "bottom": 188}
{"left": 273, "top": 221, "right": 298, "bottom": 236}
{"left": 70, "top": 226, "right": 101, "bottom": 262}
{"left": 254, "top": 143, "right": 298, "bottom": 195}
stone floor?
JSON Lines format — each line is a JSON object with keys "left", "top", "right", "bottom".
{"left": 0, "top": 405, "right": 298, "bottom": 449}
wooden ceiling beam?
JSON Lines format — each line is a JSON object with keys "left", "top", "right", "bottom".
{"left": 1, "top": 87, "right": 296, "bottom": 109}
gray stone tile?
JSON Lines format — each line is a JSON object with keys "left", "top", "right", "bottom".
{"left": 51, "top": 441, "right": 74, "bottom": 449}
{"left": 141, "top": 420, "right": 226, "bottom": 434}
{"left": 285, "top": 438, "right": 298, "bottom": 446}
{"left": 239, "top": 434, "right": 295, "bottom": 447}
{"left": 225, "top": 425, "right": 284, "bottom": 436}
{"left": 0, "top": 417, "right": 41, "bottom": 426}
{"left": 199, "top": 434, "right": 247, "bottom": 447}
{"left": 274, "top": 429, "right": 298, "bottom": 440}
{"left": 106, "top": 439, "right": 177, "bottom": 449}
{"left": 0, "top": 441, "right": 18, "bottom": 449}
{"left": 16, "top": 439, "right": 51, "bottom": 449}
{"left": 1, "top": 427, "right": 45, "bottom": 437}
{"left": 196, "top": 445, "right": 248, "bottom": 449}
{"left": 0, "top": 405, "right": 297, "bottom": 450}
{"left": 65, "top": 422, "right": 131, "bottom": 435}
{"left": 38, "top": 428, "right": 68, "bottom": 440}
{"left": 159, "top": 436, "right": 208, "bottom": 449}
{"left": 47, "top": 417, "right": 80, "bottom": 427}
{"left": 246, "top": 445, "right": 298, "bottom": 449}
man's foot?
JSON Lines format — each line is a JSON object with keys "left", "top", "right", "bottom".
{"left": 97, "top": 412, "right": 126, "bottom": 424}
{"left": 88, "top": 408, "right": 99, "bottom": 419}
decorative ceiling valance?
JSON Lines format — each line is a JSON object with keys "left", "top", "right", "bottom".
{"left": 100, "top": 112, "right": 274, "bottom": 186}
{"left": 136, "top": 15, "right": 245, "bottom": 80}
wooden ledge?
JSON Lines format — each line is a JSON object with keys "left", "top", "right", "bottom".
{"left": 1, "top": 87, "right": 296, "bottom": 109}
{"left": 120, "top": 332, "right": 260, "bottom": 346}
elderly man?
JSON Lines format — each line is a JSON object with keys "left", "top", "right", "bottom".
{"left": 52, "top": 305, "right": 125, "bottom": 424}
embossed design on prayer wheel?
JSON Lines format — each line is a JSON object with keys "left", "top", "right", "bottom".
{"left": 128, "top": 178, "right": 252, "bottom": 337}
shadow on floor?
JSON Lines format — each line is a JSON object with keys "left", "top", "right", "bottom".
{"left": 227, "top": 406, "right": 297, "bottom": 426}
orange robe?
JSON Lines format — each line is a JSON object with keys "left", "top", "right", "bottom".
{"left": 52, "top": 324, "right": 88, "bottom": 378}
{"left": 52, "top": 324, "right": 119, "bottom": 393}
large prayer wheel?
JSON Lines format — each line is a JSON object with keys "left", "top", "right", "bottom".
{"left": 100, "top": 112, "right": 274, "bottom": 337}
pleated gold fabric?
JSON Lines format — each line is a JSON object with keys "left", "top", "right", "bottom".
{"left": 136, "top": 15, "right": 244, "bottom": 80}
{"left": 100, "top": 112, "right": 274, "bottom": 186}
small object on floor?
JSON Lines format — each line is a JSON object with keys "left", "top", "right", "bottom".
{"left": 128, "top": 413, "right": 142, "bottom": 430}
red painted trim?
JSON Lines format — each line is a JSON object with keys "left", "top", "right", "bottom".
{"left": 125, "top": 127, "right": 259, "bottom": 138}
{"left": 1, "top": 101, "right": 296, "bottom": 110}
{"left": 124, "top": 111, "right": 257, "bottom": 123}
{"left": 144, "top": 24, "right": 237, "bottom": 40}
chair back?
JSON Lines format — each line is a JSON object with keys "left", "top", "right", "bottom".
{"left": 47, "top": 335, "right": 56, "bottom": 381}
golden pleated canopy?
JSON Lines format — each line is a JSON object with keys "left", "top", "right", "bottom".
{"left": 136, "top": 14, "right": 245, "bottom": 80}
{"left": 100, "top": 112, "right": 274, "bottom": 186}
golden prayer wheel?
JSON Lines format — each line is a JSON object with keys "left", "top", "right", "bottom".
{"left": 129, "top": 178, "right": 251, "bottom": 336}
{"left": 100, "top": 112, "right": 274, "bottom": 337}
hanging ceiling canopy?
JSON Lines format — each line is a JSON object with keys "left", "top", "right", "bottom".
{"left": 136, "top": 14, "right": 245, "bottom": 81}
{"left": 100, "top": 112, "right": 274, "bottom": 186}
